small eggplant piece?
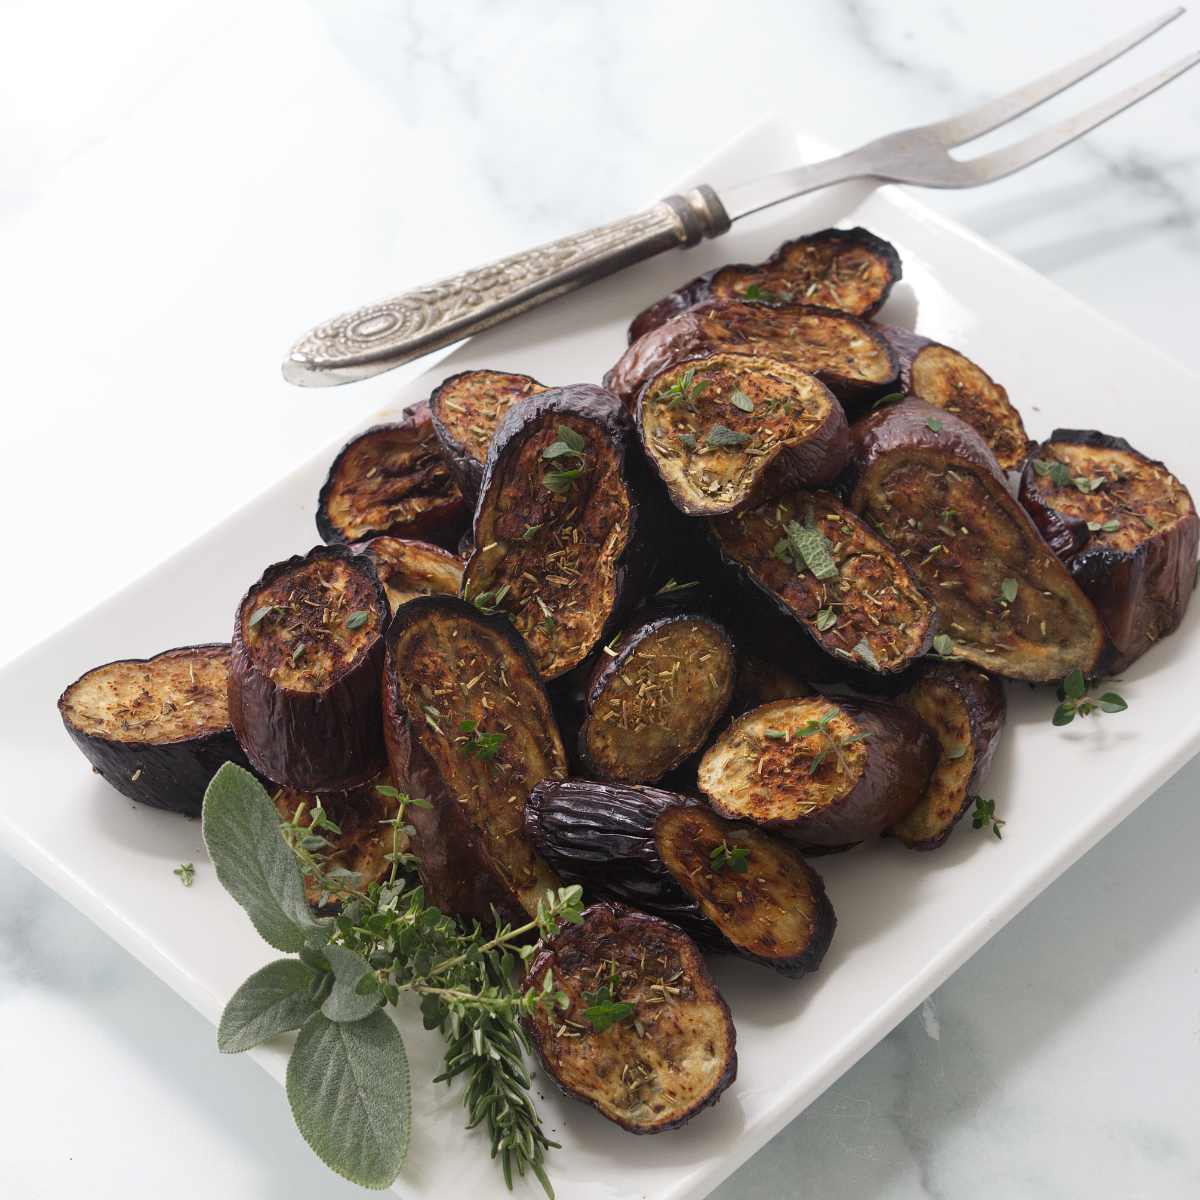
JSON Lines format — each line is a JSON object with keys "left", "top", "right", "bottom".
{"left": 58, "top": 644, "right": 252, "bottom": 816}
{"left": 527, "top": 780, "right": 835, "bottom": 976}
{"left": 381, "top": 596, "right": 564, "bottom": 925}
{"left": 850, "top": 400, "right": 1104, "bottom": 682}
{"left": 606, "top": 299, "right": 899, "bottom": 412}
{"left": 889, "top": 662, "right": 1006, "bottom": 850}
{"left": 636, "top": 352, "right": 848, "bottom": 515}
{"left": 316, "top": 401, "right": 469, "bottom": 550}
{"left": 697, "top": 695, "right": 937, "bottom": 849}
{"left": 1019, "top": 429, "right": 1200, "bottom": 673}
{"left": 524, "top": 901, "right": 736, "bottom": 1133}
{"left": 629, "top": 227, "right": 902, "bottom": 342}
{"left": 730, "top": 651, "right": 813, "bottom": 714}
{"left": 428, "top": 368, "right": 548, "bottom": 501}
{"left": 462, "top": 384, "right": 646, "bottom": 680}
{"left": 229, "top": 545, "right": 388, "bottom": 792}
{"left": 579, "top": 613, "right": 735, "bottom": 783}
{"left": 710, "top": 488, "right": 935, "bottom": 675}
{"left": 353, "top": 535, "right": 463, "bottom": 615}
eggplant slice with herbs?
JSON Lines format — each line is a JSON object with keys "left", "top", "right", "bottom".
{"left": 850, "top": 400, "right": 1104, "bottom": 682}
{"left": 58, "top": 643, "right": 252, "bottom": 816}
{"left": 229, "top": 544, "right": 389, "bottom": 792}
{"left": 527, "top": 780, "right": 836, "bottom": 976}
{"left": 524, "top": 901, "right": 737, "bottom": 1133}
{"left": 629, "top": 227, "right": 902, "bottom": 342}
{"left": 382, "top": 595, "right": 565, "bottom": 926}
{"left": 354, "top": 535, "right": 463, "bottom": 615}
{"left": 1019, "top": 429, "right": 1200, "bottom": 673}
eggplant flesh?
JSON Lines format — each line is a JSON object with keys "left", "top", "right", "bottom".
{"left": 523, "top": 901, "right": 736, "bottom": 1133}
{"left": 58, "top": 643, "right": 251, "bottom": 816}
{"left": 354, "top": 535, "right": 463, "bottom": 615}
{"left": 1019, "top": 430, "right": 1199, "bottom": 673}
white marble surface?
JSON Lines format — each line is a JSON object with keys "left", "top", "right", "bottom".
{"left": 2, "top": 1, "right": 1199, "bottom": 1196}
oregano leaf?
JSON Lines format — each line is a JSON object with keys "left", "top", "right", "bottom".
{"left": 218, "top": 958, "right": 319, "bottom": 1053}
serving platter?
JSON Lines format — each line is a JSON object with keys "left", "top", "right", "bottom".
{"left": 3, "top": 118, "right": 1200, "bottom": 1200}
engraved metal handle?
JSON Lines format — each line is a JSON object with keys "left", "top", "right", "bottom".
{"left": 282, "top": 186, "right": 730, "bottom": 386}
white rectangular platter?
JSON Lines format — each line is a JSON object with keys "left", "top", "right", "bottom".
{"left": 3, "top": 120, "right": 1200, "bottom": 1200}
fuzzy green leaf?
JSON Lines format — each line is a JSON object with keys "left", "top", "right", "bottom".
{"left": 729, "top": 389, "right": 755, "bottom": 413}
{"left": 218, "top": 959, "right": 319, "bottom": 1053}
{"left": 815, "top": 607, "right": 837, "bottom": 632}
{"left": 932, "top": 633, "right": 955, "bottom": 657}
{"left": 785, "top": 518, "right": 839, "bottom": 581}
{"left": 705, "top": 424, "right": 751, "bottom": 448}
{"left": 1000, "top": 578, "right": 1018, "bottom": 604}
{"left": 322, "top": 944, "right": 385, "bottom": 1023}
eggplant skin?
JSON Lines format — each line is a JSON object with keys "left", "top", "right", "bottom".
{"left": 730, "top": 651, "right": 813, "bottom": 714}
{"left": 1019, "top": 429, "right": 1200, "bottom": 674}
{"left": 58, "top": 644, "right": 252, "bottom": 816}
{"left": 229, "top": 545, "right": 388, "bottom": 792}
{"left": 523, "top": 901, "right": 736, "bottom": 1134}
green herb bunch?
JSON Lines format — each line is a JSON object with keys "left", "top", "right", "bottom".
{"left": 1052, "top": 668, "right": 1128, "bottom": 726}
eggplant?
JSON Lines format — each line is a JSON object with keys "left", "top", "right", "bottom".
{"left": 730, "top": 651, "right": 813, "bottom": 714}
{"left": 428, "top": 368, "right": 548, "bottom": 501}
{"left": 381, "top": 595, "right": 564, "bottom": 925}
{"left": 58, "top": 643, "right": 252, "bottom": 816}
{"left": 316, "top": 401, "right": 469, "bottom": 550}
{"left": 353, "top": 535, "right": 463, "bottom": 615}
{"left": 889, "top": 662, "right": 1006, "bottom": 850}
{"left": 628, "top": 227, "right": 902, "bottom": 342}
{"left": 527, "top": 780, "right": 835, "bottom": 976}
{"left": 461, "top": 384, "right": 648, "bottom": 680}
{"left": 1019, "top": 429, "right": 1200, "bottom": 673}
{"left": 709, "top": 488, "right": 936, "bottom": 675}
{"left": 605, "top": 299, "right": 899, "bottom": 412}
{"left": 229, "top": 544, "right": 388, "bottom": 792}
{"left": 849, "top": 399, "right": 1104, "bottom": 682}
{"left": 523, "top": 901, "right": 736, "bottom": 1133}
{"left": 636, "top": 352, "right": 848, "bottom": 516}
{"left": 697, "top": 695, "right": 937, "bottom": 849}
{"left": 578, "top": 612, "right": 735, "bottom": 783}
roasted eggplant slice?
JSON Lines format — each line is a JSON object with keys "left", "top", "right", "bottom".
{"left": 381, "top": 596, "right": 564, "bottom": 925}
{"left": 578, "top": 613, "right": 735, "bottom": 783}
{"left": 636, "top": 353, "right": 848, "bottom": 515}
{"left": 710, "top": 488, "right": 935, "bottom": 675}
{"left": 730, "top": 651, "right": 813, "bottom": 714}
{"left": 354, "top": 535, "right": 463, "bottom": 615}
{"left": 850, "top": 400, "right": 1104, "bottom": 681}
{"left": 527, "top": 780, "right": 835, "bottom": 976}
{"left": 428, "top": 369, "right": 548, "bottom": 500}
{"left": 316, "top": 401, "right": 469, "bottom": 550}
{"left": 606, "top": 299, "right": 898, "bottom": 411}
{"left": 58, "top": 644, "right": 251, "bottom": 816}
{"left": 889, "top": 662, "right": 1006, "bottom": 850}
{"left": 461, "top": 384, "right": 645, "bottom": 680}
{"left": 629, "top": 227, "right": 902, "bottom": 342}
{"left": 1019, "top": 429, "right": 1200, "bottom": 673}
{"left": 697, "top": 696, "right": 937, "bottom": 849}
{"left": 524, "top": 901, "right": 736, "bottom": 1133}
{"left": 229, "top": 545, "right": 388, "bottom": 792}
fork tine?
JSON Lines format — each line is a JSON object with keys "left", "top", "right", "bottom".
{"left": 927, "top": 7, "right": 1185, "bottom": 148}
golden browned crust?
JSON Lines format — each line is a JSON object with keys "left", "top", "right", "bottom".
{"left": 356, "top": 536, "right": 463, "bottom": 614}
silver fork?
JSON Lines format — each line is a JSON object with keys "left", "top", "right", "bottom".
{"left": 284, "top": 9, "right": 1200, "bottom": 387}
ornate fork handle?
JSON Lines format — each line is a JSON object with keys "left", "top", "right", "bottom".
{"left": 283, "top": 186, "right": 730, "bottom": 386}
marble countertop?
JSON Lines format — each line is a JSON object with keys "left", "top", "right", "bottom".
{"left": 3, "top": 1, "right": 1199, "bottom": 1196}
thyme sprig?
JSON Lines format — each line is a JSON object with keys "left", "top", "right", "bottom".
{"left": 1052, "top": 668, "right": 1128, "bottom": 726}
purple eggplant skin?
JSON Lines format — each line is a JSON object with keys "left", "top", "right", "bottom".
{"left": 229, "top": 544, "right": 388, "bottom": 792}
{"left": 58, "top": 644, "right": 253, "bottom": 816}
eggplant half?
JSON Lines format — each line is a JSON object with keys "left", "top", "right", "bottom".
{"left": 697, "top": 695, "right": 937, "bottom": 849}
{"left": 578, "top": 612, "right": 735, "bottom": 783}
{"left": 316, "top": 401, "right": 469, "bottom": 550}
{"left": 730, "top": 651, "right": 813, "bottom": 714}
{"left": 354, "top": 535, "right": 463, "bottom": 615}
{"left": 636, "top": 352, "right": 848, "bottom": 515}
{"left": 461, "top": 384, "right": 646, "bottom": 680}
{"left": 229, "top": 544, "right": 389, "bottom": 792}
{"left": 889, "top": 662, "right": 1006, "bottom": 850}
{"left": 428, "top": 368, "right": 548, "bottom": 501}
{"left": 849, "top": 400, "right": 1104, "bottom": 682}
{"left": 1019, "top": 429, "right": 1200, "bottom": 673}
{"left": 58, "top": 643, "right": 252, "bottom": 816}
{"left": 628, "top": 227, "right": 902, "bottom": 342}
{"left": 605, "top": 299, "right": 899, "bottom": 412}
{"left": 527, "top": 780, "right": 835, "bottom": 976}
{"left": 381, "top": 595, "right": 564, "bottom": 925}
{"left": 709, "top": 488, "right": 936, "bottom": 675}
{"left": 523, "top": 901, "right": 736, "bottom": 1133}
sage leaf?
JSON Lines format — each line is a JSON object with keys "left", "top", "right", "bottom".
{"left": 322, "top": 944, "right": 384, "bottom": 1023}
{"left": 785, "top": 518, "right": 839, "bottom": 581}
{"left": 853, "top": 639, "right": 880, "bottom": 671}
{"left": 729, "top": 388, "right": 755, "bottom": 412}
{"left": 218, "top": 959, "right": 319, "bottom": 1053}
{"left": 706, "top": 424, "right": 751, "bottom": 448}
{"left": 932, "top": 633, "right": 955, "bottom": 657}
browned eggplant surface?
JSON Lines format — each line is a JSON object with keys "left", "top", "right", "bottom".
{"left": 850, "top": 400, "right": 1103, "bottom": 681}
{"left": 58, "top": 643, "right": 251, "bottom": 815}
{"left": 382, "top": 596, "right": 564, "bottom": 925}
{"left": 1019, "top": 429, "right": 1199, "bottom": 673}
{"left": 355, "top": 535, "right": 463, "bottom": 615}
{"left": 229, "top": 545, "right": 388, "bottom": 792}
{"left": 524, "top": 901, "right": 736, "bottom": 1133}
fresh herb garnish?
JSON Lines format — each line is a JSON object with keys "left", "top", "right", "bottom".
{"left": 291, "top": 641, "right": 306, "bottom": 666}
{"left": 945, "top": 744, "right": 967, "bottom": 761}
{"left": 706, "top": 424, "right": 751, "bottom": 448}
{"left": 543, "top": 465, "right": 584, "bottom": 495}
{"left": 471, "top": 583, "right": 510, "bottom": 615}
{"left": 542, "top": 425, "right": 588, "bottom": 494}
{"left": 581, "top": 962, "right": 635, "bottom": 1033}
{"left": 792, "top": 708, "right": 866, "bottom": 775}
{"left": 741, "top": 283, "right": 792, "bottom": 303}
{"left": 868, "top": 391, "right": 905, "bottom": 413}
{"left": 344, "top": 609, "right": 370, "bottom": 631}
{"left": 709, "top": 840, "right": 750, "bottom": 873}
{"left": 174, "top": 862, "right": 195, "bottom": 887}
{"left": 970, "top": 795, "right": 1005, "bottom": 839}
{"left": 249, "top": 604, "right": 280, "bottom": 628}
{"left": 459, "top": 719, "right": 506, "bottom": 761}
{"left": 932, "top": 633, "right": 955, "bottom": 657}
{"left": 1032, "top": 458, "right": 1072, "bottom": 487}
{"left": 815, "top": 607, "right": 837, "bottom": 632}
{"left": 729, "top": 388, "right": 755, "bottom": 413}
{"left": 521, "top": 524, "right": 542, "bottom": 542}
{"left": 774, "top": 511, "right": 839, "bottom": 581}
{"left": 763, "top": 728, "right": 788, "bottom": 740}
{"left": 926, "top": 416, "right": 943, "bottom": 432}
{"left": 1073, "top": 474, "right": 1105, "bottom": 494}
{"left": 658, "top": 366, "right": 708, "bottom": 410}
{"left": 1052, "top": 669, "right": 1128, "bottom": 725}
{"left": 1088, "top": 519, "right": 1120, "bottom": 533}
{"left": 655, "top": 578, "right": 699, "bottom": 597}
{"left": 853, "top": 639, "right": 880, "bottom": 671}
{"left": 678, "top": 431, "right": 697, "bottom": 450}
{"left": 1000, "top": 578, "right": 1018, "bottom": 604}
